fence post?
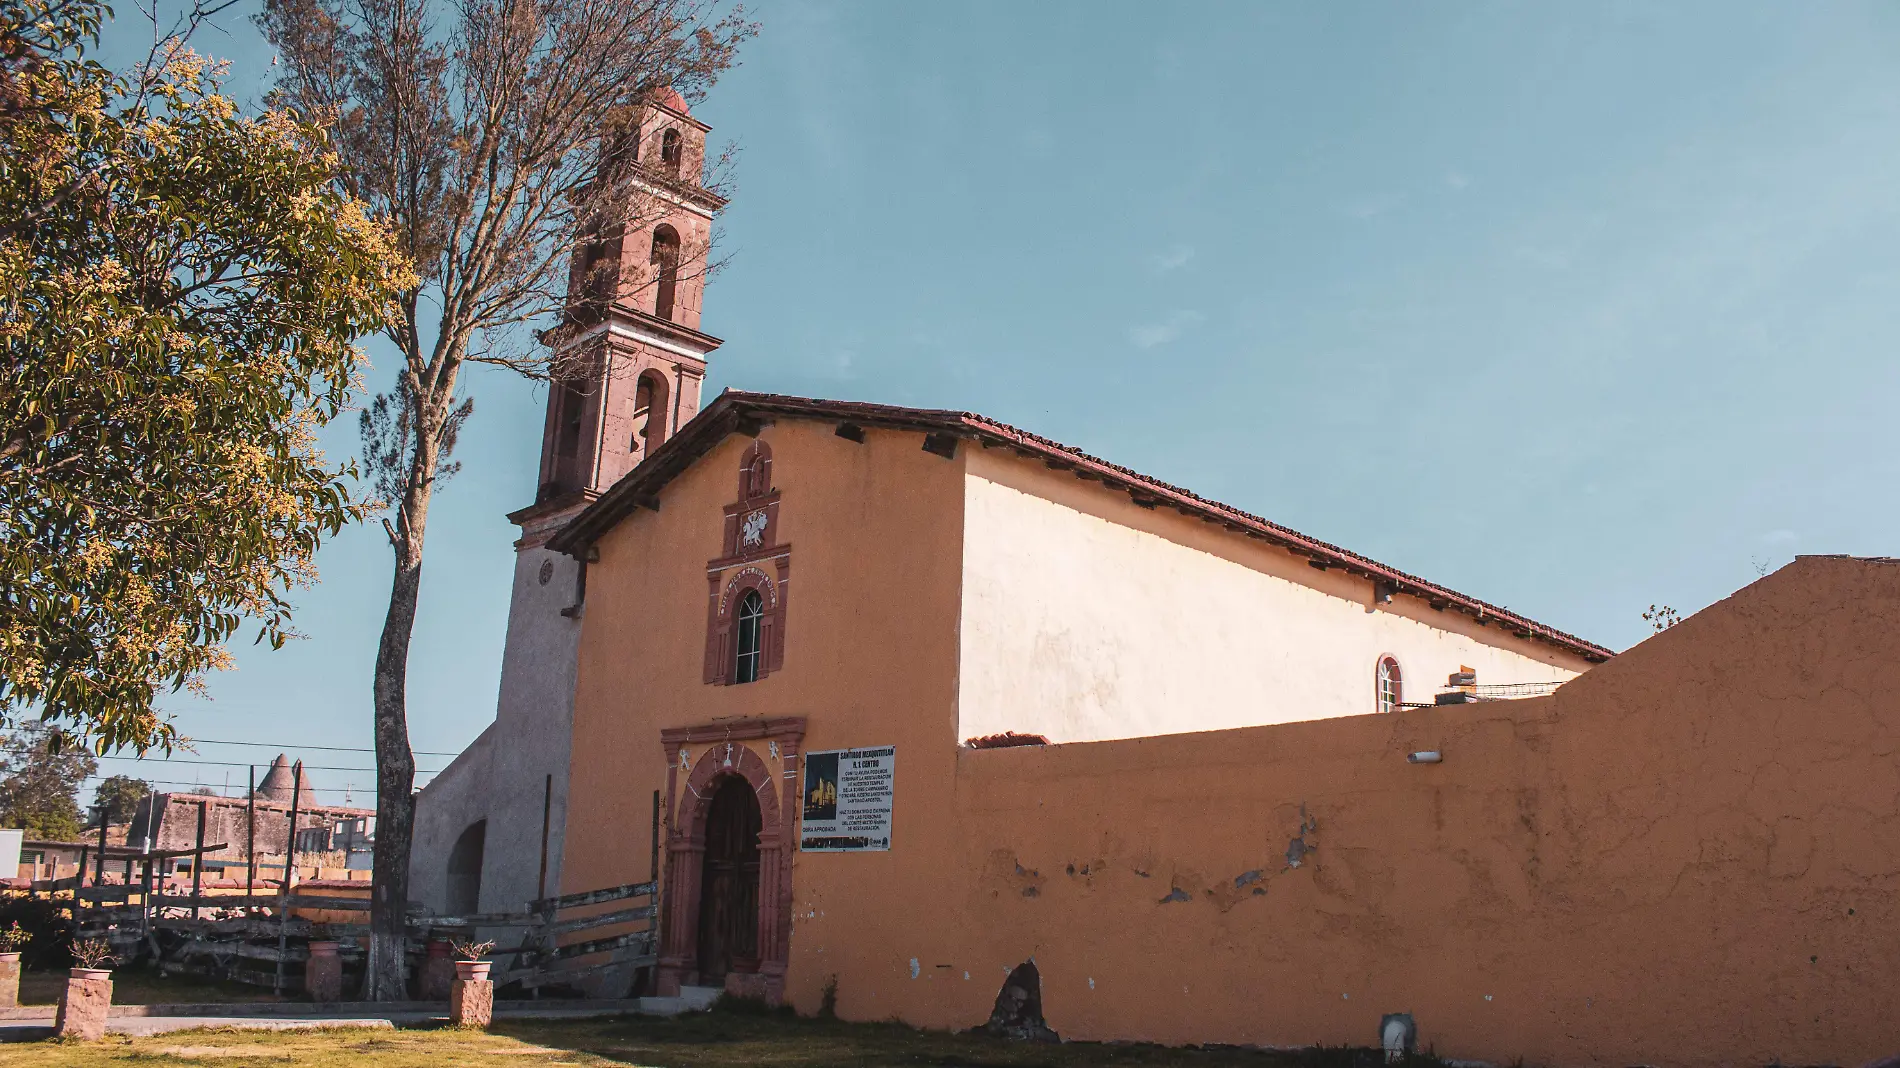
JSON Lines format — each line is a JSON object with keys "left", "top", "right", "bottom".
{"left": 245, "top": 766, "right": 256, "bottom": 903}
{"left": 272, "top": 763, "right": 303, "bottom": 997}
{"left": 538, "top": 774, "right": 552, "bottom": 902}
{"left": 139, "top": 796, "right": 155, "bottom": 940}
{"left": 191, "top": 801, "right": 207, "bottom": 920}
{"left": 91, "top": 805, "right": 108, "bottom": 888}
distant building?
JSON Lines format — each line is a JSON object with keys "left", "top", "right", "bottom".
{"left": 128, "top": 754, "right": 374, "bottom": 878}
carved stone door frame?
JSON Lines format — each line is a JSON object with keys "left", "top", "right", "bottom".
{"left": 656, "top": 716, "right": 804, "bottom": 1003}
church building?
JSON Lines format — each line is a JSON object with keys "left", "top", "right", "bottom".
{"left": 401, "top": 88, "right": 1900, "bottom": 1066}
{"left": 411, "top": 83, "right": 1613, "bottom": 1019}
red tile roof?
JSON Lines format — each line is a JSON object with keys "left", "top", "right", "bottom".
{"left": 550, "top": 390, "right": 1613, "bottom": 663}
{"left": 649, "top": 87, "right": 690, "bottom": 114}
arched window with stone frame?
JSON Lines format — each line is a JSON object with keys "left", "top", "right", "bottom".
{"left": 1376, "top": 655, "right": 1403, "bottom": 714}
{"left": 661, "top": 127, "right": 683, "bottom": 173}
{"left": 732, "top": 589, "right": 765, "bottom": 684}
{"left": 705, "top": 568, "right": 786, "bottom": 685}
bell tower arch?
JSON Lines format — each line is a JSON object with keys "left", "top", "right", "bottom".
{"left": 533, "top": 85, "right": 726, "bottom": 508}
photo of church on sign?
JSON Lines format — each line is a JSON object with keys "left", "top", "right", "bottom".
{"left": 799, "top": 748, "right": 894, "bottom": 853}
{"left": 802, "top": 752, "right": 838, "bottom": 821}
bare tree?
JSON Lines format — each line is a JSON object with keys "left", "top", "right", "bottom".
{"left": 257, "top": 0, "right": 751, "bottom": 999}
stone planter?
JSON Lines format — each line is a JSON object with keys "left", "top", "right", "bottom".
{"left": 453, "top": 959, "right": 491, "bottom": 982}
{"left": 55, "top": 968, "right": 113, "bottom": 1040}
{"left": 305, "top": 941, "right": 342, "bottom": 1003}
{"left": 449, "top": 969, "right": 493, "bottom": 1029}
{"left": 419, "top": 938, "right": 453, "bottom": 1000}
{"left": 0, "top": 952, "right": 20, "bottom": 1009}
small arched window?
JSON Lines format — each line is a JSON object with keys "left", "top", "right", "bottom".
{"left": 445, "top": 819, "right": 485, "bottom": 916}
{"left": 738, "top": 439, "right": 771, "bottom": 500}
{"left": 631, "top": 371, "right": 668, "bottom": 458}
{"left": 574, "top": 230, "right": 622, "bottom": 317}
{"left": 660, "top": 128, "right": 682, "bottom": 173}
{"left": 650, "top": 224, "right": 680, "bottom": 320}
{"left": 732, "top": 589, "right": 764, "bottom": 684}
{"left": 555, "top": 379, "right": 586, "bottom": 458}
{"left": 705, "top": 568, "right": 786, "bottom": 685}
{"left": 602, "top": 121, "right": 639, "bottom": 173}
{"left": 1376, "top": 656, "right": 1402, "bottom": 714}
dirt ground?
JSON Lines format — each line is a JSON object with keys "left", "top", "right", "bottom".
{"left": 0, "top": 1008, "right": 1417, "bottom": 1067}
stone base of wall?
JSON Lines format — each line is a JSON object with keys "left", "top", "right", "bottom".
{"left": 723, "top": 970, "right": 783, "bottom": 1005}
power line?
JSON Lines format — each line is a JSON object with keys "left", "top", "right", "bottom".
{"left": 85, "top": 777, "right": 378, "bottom": 796}
{"left": 3, "top": 749, "right": 444, "bottom": 776}
{"left": 178, "top": 737, "right": 463, "bottom": 757}
{"left": 2, "top": 725, "right": 466, "bottom": 759}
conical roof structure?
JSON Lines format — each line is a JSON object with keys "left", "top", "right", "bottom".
{"left": 252, "top": 754, "right": 314, "bottom": 803}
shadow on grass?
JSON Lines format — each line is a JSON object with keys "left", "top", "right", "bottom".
{"left": 492, "top": 1001, "right": 1451, "bottom": 1068}
{"left": 15, "top": 963, "right": 288, "bottom": 1007}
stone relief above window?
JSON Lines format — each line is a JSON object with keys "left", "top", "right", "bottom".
{"left": 741, "top": 509, "right": 768, "bottom": 548}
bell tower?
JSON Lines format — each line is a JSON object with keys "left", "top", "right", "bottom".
{"left": 409, "top": 88, "right": 727, "bottom": 928}
{"left": 534, "top": 85, "right": 725, "bottom": 507}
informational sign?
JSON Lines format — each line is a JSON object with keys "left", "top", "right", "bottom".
{"left": 800, "top": 746, "right": 895, "bottom": 852}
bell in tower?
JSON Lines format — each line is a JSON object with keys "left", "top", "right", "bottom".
{"left": 533, "top": 86, "right": 726, "bottom": 509}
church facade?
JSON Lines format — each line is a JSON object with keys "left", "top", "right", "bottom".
{"left": 546, "top": 390, "right": 1606, "bottom": 1004}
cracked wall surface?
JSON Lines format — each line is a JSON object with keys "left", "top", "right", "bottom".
{"left": 919, "top": 556, "right": 1900, "bottom": 1068}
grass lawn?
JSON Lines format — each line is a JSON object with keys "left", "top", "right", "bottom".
{"left": 0, "top": 1008, "right": 1413, "bottom": 1067}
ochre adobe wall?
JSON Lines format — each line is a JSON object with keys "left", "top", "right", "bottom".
{"left": 562, "top": 417, "right": 969, "bottom": 928}
{"left": 782, "top": 556, "right": 1899, "bottom": 1067}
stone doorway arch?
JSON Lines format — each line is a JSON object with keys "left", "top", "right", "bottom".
{"left": 695, "top": 776, "right": 762, "bottom": 981}
{"left": 657, "top": 718, "right": 804, "bottom": 1003}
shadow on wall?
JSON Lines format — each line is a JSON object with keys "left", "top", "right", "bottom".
{"left": 447, "top": 820, "right": 486, "bottom": 915}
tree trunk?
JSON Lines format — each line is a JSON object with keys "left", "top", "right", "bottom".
{"left": 364, "top": 541, "right": 422, "bottom": 999}
{"left": 363, "top": 365, "right": 454, "bottom": 1001}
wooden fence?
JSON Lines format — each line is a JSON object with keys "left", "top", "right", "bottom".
{"left": 31, "top": 868, "right": 657, "bottom": 997}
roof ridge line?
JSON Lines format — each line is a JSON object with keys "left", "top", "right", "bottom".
{"left": 556, "top": 391, "right": 1612, "bottom": 662}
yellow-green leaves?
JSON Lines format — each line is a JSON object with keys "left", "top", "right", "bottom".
{"left": 0, "top": 0, "right": 410, "bottom": 753}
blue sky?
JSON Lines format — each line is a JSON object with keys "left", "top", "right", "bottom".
{"left": 91, "top": 2, "right": 1900, "bottom": 792}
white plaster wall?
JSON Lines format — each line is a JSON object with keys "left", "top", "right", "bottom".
{"left": 479, "top": 536, "right": 585, "bottom": 910}
{"left": 409, "top": 525, "right": 584, "bottom": 915}
{"left": 956, "top": 456, "right": 1590, "bottom": 745}
{"left": 409, "top": 721, "right": 495, "bottom": 913}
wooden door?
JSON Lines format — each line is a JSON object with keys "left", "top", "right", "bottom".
{"left": 695, "top": 776, "right": 762, "bottom": 981}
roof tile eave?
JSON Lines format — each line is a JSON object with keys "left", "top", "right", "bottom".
{"left": 551, "top": 390, "right": 1613, "bottom": 663}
